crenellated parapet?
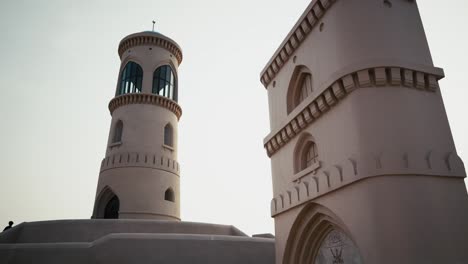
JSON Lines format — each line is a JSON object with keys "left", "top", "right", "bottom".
{"left": 100, "top": 151, "right": 180, "bottom": 176}
{"left": 260, "top": 0, "right": 337, "bottom": 87}
{"left": 270, "top": 150, "right": 466, "bottom": 216}
{"left": 118, "top": 32, "right": 183, "bottom": 64}
{"left": 264, "top": 66, "right": 444, "bottom": 157}
{"left": 109, "top": 93, "right": 182, "bottom": 120}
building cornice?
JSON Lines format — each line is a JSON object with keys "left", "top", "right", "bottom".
{"left": 118, "top": 32, "right": 183, "bottom": 65}
{"left": 260, "top": 0, "right": 337, "bottom": 88}
{"left": 109, "top": 93, "right": 182, "bottom": 120}
{"left": 263, "top": 66, "right": 444, "bottom": 157}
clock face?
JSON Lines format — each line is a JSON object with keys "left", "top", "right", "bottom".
{"left": 314, "top": 229, "right": 363, "bottom": 264}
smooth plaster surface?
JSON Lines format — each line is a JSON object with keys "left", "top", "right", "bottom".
{"left": 93, "top": 32, "right": 182, "bottom": 220}
{"left": 262, "top": 0, "right": 468, "bottom": 263}
{"left": 0, "top": 220, "right": 275, "bottom": 264}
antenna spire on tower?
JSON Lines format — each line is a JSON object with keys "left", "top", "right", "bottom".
{"left": 152, "top": 20, "right": 156, "bottom": 32}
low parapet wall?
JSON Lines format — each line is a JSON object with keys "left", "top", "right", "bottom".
{"left": 0, "top": 233, "right": 274, "bottom": 264}
{"left": 0, "top": 219, "right": 246, "bottom": 244}
{"left": 0, "top": 220, "right": 275, "bottom": 264}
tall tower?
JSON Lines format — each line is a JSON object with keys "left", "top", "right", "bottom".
{"left": 260, "top": 1, "right": 468, "bottom": 263}
{"left": 92, "top": 31, "right": 183, "bottom": 221}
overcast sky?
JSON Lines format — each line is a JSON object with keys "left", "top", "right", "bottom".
{"left": 0, "top": 0, "right": 467, "bottom": 235}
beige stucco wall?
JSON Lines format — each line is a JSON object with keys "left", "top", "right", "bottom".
{"left": 95, "top": 168, "right": 179, "bottom": 220}
{"left": 270, "top": 87, "right": 456, "bottom": 197}
{"left": 93, "top": 32, "right": 182, "bottom": 220}
{"left": 266, "top": 0, "right": 433, "bottom": 131}
{"left": 0, "top": 220, "right": 275, "bottom": 264}
{"left": 261, "top": 0, "right": 468, "bottom": 263}
{"left": 274, "top": 176, "right": 468, "bottom": 264}
{"left": 106, "top": 104, "right": 178, "bottom": 158}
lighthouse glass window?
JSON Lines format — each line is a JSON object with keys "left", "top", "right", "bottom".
{"left": 314, "top": 229, "right": 363, "bottom": 264}
{"left": 153, "top": 65, "right": 177, "bottom": 102}
{"left": 118, "top": 61, "right": 143, "bottom": 95}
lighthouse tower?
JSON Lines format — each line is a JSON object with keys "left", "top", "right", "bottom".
{"left": 92, "top": 31, "right": 183, "bottom": 221}
{"left": 260, "top": 0, "right": 468, "bottom": 263}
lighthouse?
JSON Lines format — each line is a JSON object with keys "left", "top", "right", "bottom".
{"left": 0, "top": 29, "right": 276, "bottom": 264}
{"left": 92, "top": 31, "right": 183, "bottom": 221}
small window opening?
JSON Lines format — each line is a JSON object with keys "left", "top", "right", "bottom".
{"left": 165, "top": 188, "right": 175, "bottom": 202}
{"left": 164, "top": 124, "right": 173, "bottom": 147}
{"left": 113, "top": 120, "right": 123, "bottom": 143}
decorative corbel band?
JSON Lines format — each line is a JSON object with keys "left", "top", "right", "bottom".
{"left": 264, "top": 66, "right": 443, "bottom": 157}
{"left": 260, "top": 0, "right": 337, "bottom": 88}
{"left": 118, "top": 34, "right": 183, "bottom": 64}
{"left": 270, "top": 150, "right": 466, "bottom": 217}
{"left": 109, "top": 93, "right": 182, "bottom": 120}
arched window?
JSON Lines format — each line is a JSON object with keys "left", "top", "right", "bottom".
{"left": 117, "top": 61, "right": 143, "bottom": 96}
{"left": 294, "top": 133, "right": 319, "bottom": 174}
{"left": 300, "top": 141, "right": 318, "bottom": 171}
{"left": 112, "top": 120, "right": 123, "bottom": 143}
{"left": 93, "top": 186, "right": 120, "bottom": 219}
{"left": 164, "top": 123, "right": 173, "bottom": 147}
{"left": 165, "top": 188, "right": 175, "bottom": 202}
{"left": 287, "top": 66, "right": 313, "bottom": 114}
{"left": 153, "top": 65, "right": 177, "bottom": 102}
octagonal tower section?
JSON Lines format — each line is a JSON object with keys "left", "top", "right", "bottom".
{"left": 92, "top": 31, "right": 183, "bottom": 221}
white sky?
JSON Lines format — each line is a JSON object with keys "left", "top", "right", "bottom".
{"left": 0, "top": 0, "right": 467, "bottom": 236}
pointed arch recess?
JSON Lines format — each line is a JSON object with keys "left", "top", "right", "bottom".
{"left": 287, "top": 65, "right": 313, "bottom": 114}
{"left": 94, "top": 186, "right": 120, "bottom": 219}
{"left": 283, "top": 202, "right": 362, "bottom": 264}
